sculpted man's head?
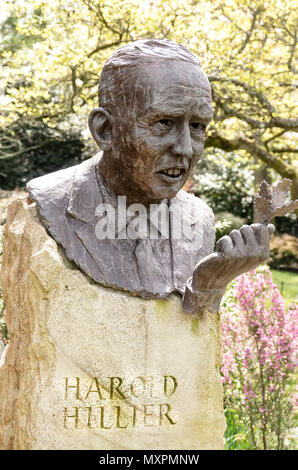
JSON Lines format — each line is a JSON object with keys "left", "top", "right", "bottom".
{"left": 89, "top": 39, "right": 213, "bottom": 205}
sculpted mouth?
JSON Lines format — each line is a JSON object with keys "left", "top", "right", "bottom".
{"left": 158, "top": 168, "right": 186, "bottom": 179}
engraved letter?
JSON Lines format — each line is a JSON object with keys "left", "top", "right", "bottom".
{"left": 63, "top": 407, "right": 79, "bottom": 428}
{"left": 143, "top": 405, "right": 157, "bottom": 427}
{"left": 159, "top": 403, "right": 176, "bottom": 425}
{"left": 164, "top": 376, "right": 178, "bottom": 397}
{"left": 130, "top": 376, "right": 146, "bottom": 398}
{"left": 85, "top": 377, "right": 104, "bottom": 400}
{"left": 146, "top": 376, "right": 158, "bottom": 398}
{"left": 115, "top": 406, "right": 128, "bottom": 428}
{"left": 64, "top": 377, "right": 81, "bottom": 400}
{"left": 109, "top": 377, "right": 127, "bottom": 400}
{"left": 99, "top": 406, "right": 113, "bottom": 429}
{"left": 86, "top": 406, "right": 93, "bottom": 428}
{"left": 132, "top": 406, "right": 137, "bottom": 427}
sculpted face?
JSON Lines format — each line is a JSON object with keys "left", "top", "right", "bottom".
{"left": 98, "top": 60, "right": 213, "bottom": 204}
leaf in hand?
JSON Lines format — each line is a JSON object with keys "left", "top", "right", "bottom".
{"left": 254, "top": 195, "right": 271, "bottom": 223}
{"left": 271, "top": 179, "right": 292, "bottom": 208}
{"left": 258, "top": 180, "right": 272, "bottom": 201}
{"left": 254, "top": 181, "right": 272, "bottom": 223}
{"left": 270, "top": 200, "right": 298, "bottom": 219}
{"left": 254, "top": 178, "right": 298, "bottom": 223}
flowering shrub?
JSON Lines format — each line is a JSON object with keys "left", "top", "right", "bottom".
{"left": 221, "top": 267, "right": 298, "bottom": 450}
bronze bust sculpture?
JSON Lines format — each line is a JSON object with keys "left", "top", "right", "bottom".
{"left": 26, "top": 39, "right": 273, "bottom": 314}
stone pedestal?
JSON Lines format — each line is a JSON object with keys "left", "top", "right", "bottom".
{"left": 0, "top": 197, "right": 225, "bottom": 450}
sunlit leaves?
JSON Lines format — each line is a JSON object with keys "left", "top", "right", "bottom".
{"left": 0, "top": 0, "right": 296, "bottom": 186}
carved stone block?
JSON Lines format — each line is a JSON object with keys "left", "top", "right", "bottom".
{"left": 0, "top": 198, "right": 225, "bottom": 450}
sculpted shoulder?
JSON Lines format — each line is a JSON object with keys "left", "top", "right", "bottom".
{"left": 26, "top": 156, "right": 100, "bottom": 223}
{"left": 26, "top": 163, "right": 79, "bottom": 249}
{"left": 26, "top": 164, "right": 76, "bottom": 207}
{"left": 25, "top": 156, "right": 101, "bottom": 248}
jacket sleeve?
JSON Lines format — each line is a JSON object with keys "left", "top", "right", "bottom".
{"left": 182, "top": 277, "right": 226, "bottom": 315}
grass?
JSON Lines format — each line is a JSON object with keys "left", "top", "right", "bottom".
{"left": 224, "top": 409, "right": 253, "bottom": 450}
{"left": 271, "top": 269, "right": 298, "bottom": 303}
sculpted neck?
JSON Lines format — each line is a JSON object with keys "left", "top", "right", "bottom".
{"left": 97, "top": 152, "right": 165, "bottom": 208}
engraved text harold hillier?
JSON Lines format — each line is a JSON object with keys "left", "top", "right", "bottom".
{"left": 63, "top": 375, "right": 178, "bottom": 429}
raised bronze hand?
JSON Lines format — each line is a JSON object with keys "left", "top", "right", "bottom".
{"left": 183, "top": 179, "right": 298, "bottom": 314}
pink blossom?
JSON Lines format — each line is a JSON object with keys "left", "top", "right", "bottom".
{"left": 221, "top": 267, "right": 298, "bottom": 449}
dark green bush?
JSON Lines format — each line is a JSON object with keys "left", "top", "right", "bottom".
{"left": 269, "top": 234, "right": 298, "bottom": 271}
{"left": 0, "top": 119, "right": 90, "bottom": 189}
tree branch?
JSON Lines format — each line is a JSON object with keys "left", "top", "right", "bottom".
{"left": 271, "top": 147, "right": 298, "bottom": 153}
{"left": 264, "top": 130, "right": 286, "bottom": 145}
{"left": 237, "top": 6, "right": 262, "bottom": 54}
{"left": 211, "top": 86, "right": 298, "bottom": 131}
{"left": 205, "top": 132, "right": 297, "bottom": 181}
{"left": 0, "top": 139, "right": 51, "bottom": 160}
{"left": 209, "top": 76, "right": 275, "bottom": 114}
{"left": 288, "top": 30, "right": 297, "bottom": 73}
{"left": 87, "top": 37, "right": 125, "bottom": 58}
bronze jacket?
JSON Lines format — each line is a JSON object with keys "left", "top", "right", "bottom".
{"left": 27, "top": 153, "right": 215, "bottom": 300}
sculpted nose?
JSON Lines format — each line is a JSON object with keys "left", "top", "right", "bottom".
{"left": 171, "top": 124, "right": 193, "bottom": 159}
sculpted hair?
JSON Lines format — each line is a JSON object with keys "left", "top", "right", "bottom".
{"left": 98, "top": 39, "right": 202, "bottom": 113}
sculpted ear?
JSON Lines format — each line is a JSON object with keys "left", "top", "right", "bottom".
{"left": 88, "top": 107, "right": 113, "bottom": 151}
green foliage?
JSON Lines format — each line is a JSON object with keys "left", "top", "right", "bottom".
{"left": 0, "top": 120, "right": 89, "bottom": 189}
{"left": 0, "top": 0, "right": 297, "bottom": 200}
{"left": 274, "top": 214, "right": 298, "bottom": 237}
{"left": 215, "top": 212, "right": 246, "bottom": 242}
{"left": 271, "top": 269, "right": 298, "bottom": 303}
{"left": 0, "top": 11, "right": 45, "bottom": 57}
{"left": 224, "top": 409, "right": 253, "bottom": 450}
{"left": 195, "top": 151, "right": 255, "bottom": 221}
{"left": 269, "top": 234, "right": 298, "bottom": 271}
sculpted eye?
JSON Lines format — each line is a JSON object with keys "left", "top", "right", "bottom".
{"left": 151, "top": 118, "right": 174, "bottom": 133}
{"left": 156, "top": 119, "right": 172, "bottom": 127}
{"left": 190, "top": 122, "right": 206, "bottom": 131}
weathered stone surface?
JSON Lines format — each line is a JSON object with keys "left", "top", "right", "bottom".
{"left": 0, "top": 197, "right": 225, "bottom": 450}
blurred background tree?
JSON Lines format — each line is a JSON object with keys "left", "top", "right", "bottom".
{"left": 0, "top": 0, "right": 297, "bottom": 216}
{"left": 0, "top": 119, "right": 87, "bottom": 189}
